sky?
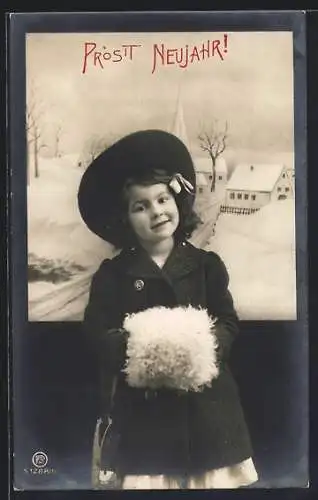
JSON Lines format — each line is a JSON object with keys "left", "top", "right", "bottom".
{"left": 26, "top": 31, "right": 294, "bottom": 155}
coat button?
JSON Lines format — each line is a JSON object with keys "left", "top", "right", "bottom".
{"left": 134, "top": 279, "right": 144, "bottom": 291}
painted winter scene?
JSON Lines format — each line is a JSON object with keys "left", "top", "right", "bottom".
{"left": 26, "top": 32, "right": 296, "bottom": 322}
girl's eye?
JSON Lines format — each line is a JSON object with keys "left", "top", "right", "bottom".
{"left": 158, "top": 196, "right": 169, "bottom": 204}
{"left": 131, "top": 204, "right": 145, "bottom": 213}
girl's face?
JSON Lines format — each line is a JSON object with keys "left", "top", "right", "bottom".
{"left": 127, "top": 183, "right": 180, "bottom": 246}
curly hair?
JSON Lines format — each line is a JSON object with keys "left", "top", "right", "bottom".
{"left": 107, "top": 169, "right": 202, "bottom": 250}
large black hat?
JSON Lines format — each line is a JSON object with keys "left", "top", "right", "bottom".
{"left": 77, "top": 129, "right": 196, "bottom": 242}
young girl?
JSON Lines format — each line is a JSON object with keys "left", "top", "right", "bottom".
{"left": 78, "top": 130, "right": 259, "bottom": 489}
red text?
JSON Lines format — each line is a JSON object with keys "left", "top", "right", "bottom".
{"left": 151, "top": 36, "right": 229, "bottom": 74}
{"left": 82, "top": 42, "right": 142, "bottom": 74}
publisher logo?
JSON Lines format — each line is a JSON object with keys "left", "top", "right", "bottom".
{"left": 24, "top": 451, "right": 55, "bottom": 476}
{"left": 32, "top": 451, "right": 48, "bottom": 468}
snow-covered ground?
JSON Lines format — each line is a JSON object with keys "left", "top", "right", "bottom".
{"left": 27, "top": 155, "right": 114, "bottom": 320}
{"left": 206, "top": 199, "right": 296, "bottom": 320}
{"left": 27, "top": 155, "right": 111, "bottom": 268}
{"left": 27, "top": 155, "right": 297, "bottom": 321}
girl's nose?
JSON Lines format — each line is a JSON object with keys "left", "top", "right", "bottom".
{"left": 150, "top": 202, "right": 162, "bottom": 218}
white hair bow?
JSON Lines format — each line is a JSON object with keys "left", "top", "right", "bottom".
{"left": 169, "top": 173, "right": 194, "bottom": 195}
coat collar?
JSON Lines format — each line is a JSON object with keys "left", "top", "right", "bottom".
{"left": 117, "top": 241, "right": 201, "bottom": 281}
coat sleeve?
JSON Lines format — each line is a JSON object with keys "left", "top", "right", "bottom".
{"left": 205, "top": 251, "right": 239, "bottom": 364}
{"left": 83, "top": 259, "right": 128, "bottom": 411}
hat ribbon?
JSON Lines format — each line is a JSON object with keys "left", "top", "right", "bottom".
{"left": 169, "top": 173, "right": 194, "bottom": 195}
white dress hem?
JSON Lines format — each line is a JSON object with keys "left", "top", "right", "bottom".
{"left": 99, "top": 457, "right": 259, "bottom": 490}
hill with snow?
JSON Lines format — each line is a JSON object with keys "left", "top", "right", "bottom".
{"left": 27, "top": 155, "right": 112, "bottom": 267}
{"left": 206, "top": 199, "right": 296, "bottom": 320}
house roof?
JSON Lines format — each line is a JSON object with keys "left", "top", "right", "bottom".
{"left": 196, "top": 172, "right": 208, "bottom": 186}
{"left": 226, "top": 163, "right": 285, "bottom": 192}
{"left": 194, "top": 156, "right": 227, "bottom": 174}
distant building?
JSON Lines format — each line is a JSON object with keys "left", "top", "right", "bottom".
{"left": 222, "top": 163, "right": 294, "bottom": 215}
{"left": 171, "top": 89, "right": 190, "bottom": 150}
{"left": 193, "top": 157, "right": 228, "bottom": 192}
{"left": 285, "top": 167, "right": 295, "bottom": 187}
{"left": 196, "top": 172, "right": 209, "bottom": 197}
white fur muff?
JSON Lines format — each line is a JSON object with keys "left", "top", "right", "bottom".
{"left": 122, "top": 306, "right": 219, "bottom": 392}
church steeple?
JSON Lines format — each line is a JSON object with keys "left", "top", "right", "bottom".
{"left": 171, "top": 86, "right": 190, "bottom": 151}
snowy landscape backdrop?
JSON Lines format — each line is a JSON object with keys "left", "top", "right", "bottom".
{"left": 26, "top": 32, "right": 297, "bottom": 321}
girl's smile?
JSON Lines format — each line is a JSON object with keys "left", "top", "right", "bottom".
{"left": 151, "top": 219, "right": 170, "bottom": 230}
{"left": 127, "top": 183, "right": 180, "bottom": 246}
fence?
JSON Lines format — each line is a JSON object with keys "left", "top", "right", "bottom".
{"left": 220, "top": 205, "right": 260, "bottom": 216}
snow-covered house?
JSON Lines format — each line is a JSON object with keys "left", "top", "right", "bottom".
{"left": 222, "top": 163, "right": 294, "bottom": 214}
{"left": 196, "top": 172, "right": 209, "bottom": 197}
{"left": 77, "top": 150, "right": 97, "bottom": 170}
{"left": 193, "top": 156, "right": 228, "bottom": 191}
{"left": 285, "top": 166, "right": 295, "bottom": 187}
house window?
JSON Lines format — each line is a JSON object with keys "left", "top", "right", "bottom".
{"left": 278, "top": 187, "right": 282, "bottom": 192}
{"left": 244, "top": 194, "right": 249, "bottom": 200}
{"left": 230, "top": 193, "right": 235, "bottom": 200}
{"left": 209, "top": 175, "right": 213, "bottom": 180}
{"left": 282, "top": 173, "right": 286, "bottom": 178}
{"left": 218, "top": 175, "right": 222, "bottom": 180}
{"left": 251, "top": 194, "right": 256, "bottom": 201}
{"left": 237, "top": 193, "right": 242, "bottom": 200}
{"left": 198, "top": 187, "right": 203, "bottom": 194}
{"left": 285, "top": 187, "right": 289, "bottom": 192}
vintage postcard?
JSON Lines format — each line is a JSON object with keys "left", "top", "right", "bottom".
{"left": 8, "top": 11, "right": 308, "bottom": 490}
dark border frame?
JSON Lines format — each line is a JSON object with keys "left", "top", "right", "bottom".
{"left": 7, "top": 10, "right": 308, "bottom": 494}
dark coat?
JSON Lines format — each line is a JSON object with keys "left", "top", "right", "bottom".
{"left": 83, "top": 241, "right": 254, "bottom": 476}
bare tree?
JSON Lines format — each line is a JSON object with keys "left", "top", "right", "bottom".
{"left": 26, "top": 82, "right": 47, "bottom": 182}
{"left": 198, "top": 119, "right": 229, "bottom": 192}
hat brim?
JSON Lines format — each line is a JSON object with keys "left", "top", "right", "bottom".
{"left": 77, "top": 129, "right": 196, "bottom": 243}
